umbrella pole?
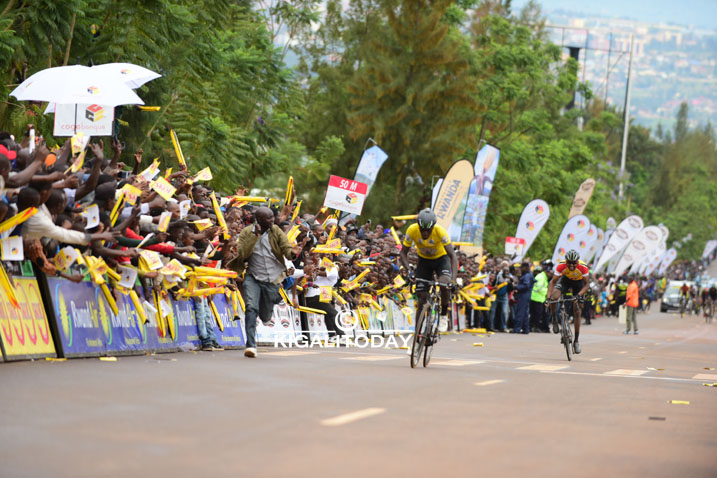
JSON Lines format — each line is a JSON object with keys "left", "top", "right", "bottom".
{"left": 74, "top": 103, "right": 77, "bottom": 134}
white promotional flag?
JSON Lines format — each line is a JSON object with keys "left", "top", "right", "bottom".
{"left": 583, "top": 227, "right": 604, "bottom": 265}
{"left": 657, "top": 248, "right": 678, "bottom": 275}
{"left": 632, "top": 227, "right": 666, "bottom": 274}
{"left": 514, "top": 199, "right": 550, "bottom": 261}
{"left": 594, "top": 215, "right": 644, "bottom": 272}
{"left": 614, "top": 226, "right": 663, "bottom": 277}
{"left": 551, "top": 215, "right": 591, "bottom": 267}
{"left": 431, "top": 178, "right": 443, "bottom": 209}
{"left": 702, "top": 239, "right": 717, "bottom": 259}
{"left": 642, "top": 242, "right": 666, "bottom": 277}
{"left": 577, "top": 223, "right": 598, "bottom": 263}
{"left": 593, "top": 227, "right": 613, "bottom": 267}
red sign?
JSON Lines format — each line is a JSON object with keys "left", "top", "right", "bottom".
{"left": 327, "top": 175, "right": 368, "bottom": 194}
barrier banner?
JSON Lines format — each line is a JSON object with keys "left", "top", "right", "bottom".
{"left": 568, "top": 178, "right": 596, "bottom": 219}
{"left": 514, "top": 199, "right": 550, "bottom": 261}
{"left": 614, "top": 226, "right": 663, "bottom": 277}
{"left": 210, "top": 294, "right": 246, "bottom": 347}
{"left": 434, "top": 160, "right": 474, "bottom": 236}
{"left": 459, "top": 145, "right": 501, "bottom": 255}
{"left": 0, "top": 273, "right": 56, "bottom": 361}
{"left": 550, "top": 215, "right": 590, "bottom": 267}
{"left": 306, "top": 313, "right": 329, "bottom": 340}
{"left": 594, "top": 215, "right": 644, "bottom": 272}
{"left": 255, "top": 302, "right": 298, "bottom": 345}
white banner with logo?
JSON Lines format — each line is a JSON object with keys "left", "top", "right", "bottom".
{"left": 614, "top": 226, "right": 663, "bottom": 277}
{"left": 593, "top": 227, "right": 613, "bottom": 267}
{"left": 577, "top": 223, "right": 598, "bottom": 263}
{"left": 583, "top": 227, "right": 604, "bottom": 265}
{"left": 642, "top": 242, "right": 666, "bottom": 277}
{"left": 702, "top": 239, "right": 717, "bottom": 260}
{"left": 594, "top": 215, "right": 644, "bottom": 272}
{"left": 657, "top": 248, "right": 678, "bottom": 275}
{"left": 53, "top": 103, "right": 115, "bottom": 137}
{"left": 551, "top": 215, "right": 591, "bottom": 267}
{"left": 514, "top": 199, "right": 550, "bottom": 261}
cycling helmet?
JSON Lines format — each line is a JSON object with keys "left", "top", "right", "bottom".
{"left": 417, "top": 208, "right": 437, "bottom": 230}
{"left": 565, "top": 250, "right": 580, "bottom": 262}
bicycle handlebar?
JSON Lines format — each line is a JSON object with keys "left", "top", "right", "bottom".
{"left": 411, "top": 277, "right": 453, "bottom": 288}
{"left": 545, "top": 296, "right": 583, "bottom": 305}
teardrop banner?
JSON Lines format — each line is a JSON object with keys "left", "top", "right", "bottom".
{"left": 551, "top": 214, "right": 591, "bottom": 267}
{"left": 584, "top": 227, "right": 604, "bottom": 265}
{"left": 614, "top": 226, "right": 663, "bottom": 277}
{"left": 434, "top": 159, "right": 475, "bottom": 233}
{"left": 594, "top": 215, "right": 644, "bottom": 272}
{"left": 657, "top": 248, "right": 678, "bottom": 275}
{"left": 457, "top": 144, "right": 501, "bottom": 256}
{"left": 568, "top": 178, "right": 596, "bottom": 219}
{"left": 514, "top": 199, "right": 550, "bottom": 262}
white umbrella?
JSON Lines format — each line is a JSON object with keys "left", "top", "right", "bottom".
{"left": 44, "top": 62, "right": 161, "bottom": 113}
{"left": 10, "top": 65, "right": 144, "bottom": 107}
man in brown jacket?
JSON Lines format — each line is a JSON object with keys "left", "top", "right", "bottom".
{"left": 227, "top": 207, "right": 301, "bottom": 357}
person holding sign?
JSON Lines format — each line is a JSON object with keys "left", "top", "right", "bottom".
{"left": 399, "top": 209, "right": 457, "bottom": 333}
{"left": 226, "top": 206, "right": 302, "bottom": 358}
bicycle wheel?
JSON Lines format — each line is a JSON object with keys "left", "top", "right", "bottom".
{"left": 423, "top": 306, "right": 438, "bottom": 367}
{"left": 411, "top": 304, "right": 429, "bottom": 368}
{"left": 561, "top": 308, "right": 572, "bottom": 361}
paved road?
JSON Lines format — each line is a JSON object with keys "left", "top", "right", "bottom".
{"left": 2, "top": 308, "right": 716, "bottom": 477}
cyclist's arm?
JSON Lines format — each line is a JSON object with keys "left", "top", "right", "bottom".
{"left": 445, "top": 243, "right": 458, "bottom": 283}
{"left": 547, "top": 274, "right": 560, "bottom": 298}
{"left": 579, "top": 276, "right": 590, "bottom": 296}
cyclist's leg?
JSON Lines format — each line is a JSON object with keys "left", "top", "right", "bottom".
{"left": 436, "top": 255, "right": 452, "bottom": 317}
{"left": 571, "top": 282, "right": 583, "bottom": 353}
{"left": 549, "top": 284, "right": 562, "bottom": 333}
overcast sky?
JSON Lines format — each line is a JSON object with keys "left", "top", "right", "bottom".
{"left": 511, "top": 0, "right": 717, "bottom": 30}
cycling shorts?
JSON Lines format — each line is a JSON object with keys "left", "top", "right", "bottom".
{"left": 555, "top": 276, "right": 583, "bottom": 296}
{"left": 415, "top": 255, "right": 451, "bottom": 292}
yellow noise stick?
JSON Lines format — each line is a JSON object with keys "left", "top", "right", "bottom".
{"left": 390, "top": 227, "right": 401, "bottom": 246}
{"left": 296, "top": 305, "right": 327, "bottom": 315}
{"left": 192, "top": 266, "right": 237, "bottom": 278}
{"left": 278, "top": 287, "right": 292, "bottom": 305}
{"left": 129, "top": 290, "right": 148, "bottom": 324}
{"left": 391, "top": 214, "right": 417, "bottom": 221}
{"left": 209, "top": 298, "right": 224, "bottom": 332}
{"left": 100, "top": 283, "right": 119, "bottom": 316}
{"left": 0, "top": 264, "right": 19, "bottom": 308}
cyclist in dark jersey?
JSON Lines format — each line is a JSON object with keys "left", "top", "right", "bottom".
{"left": 546, "top": 250, "right": 590, "bottom": 354}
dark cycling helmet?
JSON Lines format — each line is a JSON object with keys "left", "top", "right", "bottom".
{"left": 417, "top": 208, "right": 437, "bottom": 230}
{"left": 565, "top": 250, "right": 580, "bottom": 262}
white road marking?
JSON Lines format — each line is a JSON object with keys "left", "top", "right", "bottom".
{"left": 265, "top": 350, "right": 319, "bottom": 356}
{"left": 589, "top": 358, "right": 602, "bottom": 362}
{"left": 617, "top": 351, "right": 628, "bottom": 354}
{"left": 518, "top": 364, "right": 569, "bottom": 371}
{"left": 692, "top": 373, "right": 717, "bottom": 380}
{"left": 320, "top": 408, "right": 386, "bottom": 426}
{"left": 605, "top": 369, "right": 649, "bottom": 376}
{"left": 431, "top": 359, "right": 484, "bottom": 366}
{"left": 340, "top": 355, "right": 402, "bottom": 361}
{"left": 474, "top": 379, "right": 505, "bottom": 386}
{"left": 540, "top": 370, "right": 705, "bottom": 383}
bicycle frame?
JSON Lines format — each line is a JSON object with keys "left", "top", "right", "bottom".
{"left": 547, "top": 296, "right": 580, "bottom": 361}
{"left": 410, "top": 278, "right": 449, "bottom": 368}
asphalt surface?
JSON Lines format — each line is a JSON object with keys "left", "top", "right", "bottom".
{"left": 2, "top": 307, "right": 716, "bottom": 478}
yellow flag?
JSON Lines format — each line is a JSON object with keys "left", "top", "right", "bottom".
{"left": 170, "top": 129, "right": 187, "bottom": 170}
{"left": 0, "top": 207, "right": 38, "bottom": 235}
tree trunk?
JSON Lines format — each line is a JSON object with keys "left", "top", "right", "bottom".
{"left": 62, "top": 12, "right": 77, "bottom": 66}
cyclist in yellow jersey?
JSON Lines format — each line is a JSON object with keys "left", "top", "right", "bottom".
{"left": 399, "top": 209, "right": 458, "bottom": 332}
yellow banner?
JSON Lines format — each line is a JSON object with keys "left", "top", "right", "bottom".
{"left": 0, "top": 276, "right": 56, "bottom": 358}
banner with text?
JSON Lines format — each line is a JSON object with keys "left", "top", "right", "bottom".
{"left": 614, "top": 226, "right": 663, "bottom": 277}
{"left": 568, "top": 178, "right": 596, "bottom": 219}
{"left": 323, "top": 175, "right": 368, "bottom": 216}
{"left": 53, "top": 103, "right": 115, "bottom": 137}
{"left": 594, "top": 215, "right": 644, "bottom": 272}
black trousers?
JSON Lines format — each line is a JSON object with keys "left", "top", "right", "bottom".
{"left": 530, "top": 300, "right": 548, "bottom": 332}
{"left": 305, "top": 296, "right": 341, "bottom": 336}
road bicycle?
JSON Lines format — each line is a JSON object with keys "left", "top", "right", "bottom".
{"left": 410, "top": 277, "right": 451, "bottom": 368}
{"left": 547, "top": 296, "right": 581, "bottom": 361}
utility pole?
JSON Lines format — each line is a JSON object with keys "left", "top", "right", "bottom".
{"left": 618, "top": 34, "right": 634, "bottom": 201}
{"left": 604, "top": 32, "right": 612, "bottom": 105}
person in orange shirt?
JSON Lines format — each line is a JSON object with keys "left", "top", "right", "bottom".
{"left": 625, "top": 275, "right": 640, "bottom": 335}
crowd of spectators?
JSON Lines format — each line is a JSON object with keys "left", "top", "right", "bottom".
{"left": 0, "top": 124, "right": 714, "bottom": 357}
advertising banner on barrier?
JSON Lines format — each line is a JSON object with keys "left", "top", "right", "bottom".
{"left": 211, "top": 294, "right": 246, "bottom": 347}
{"left": 594, "top": 215, "right": 644, "bottom": 272}
{"left": 550, "top": 215, "right": 591, "bottom": 266}
{"left": 256, "top": 302, "right": 298, "bottom": 345}
{"left": 459, "top": 145, "right": 501, "bottom": 255}
{"left": 514, "top": 199, "right": 550, "bottom": 261}
{"left": 0, "top": 274, "right": 56, "bottom": 360}
{"left": 568, "top": 178, "right": 596, "bottom": 219}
